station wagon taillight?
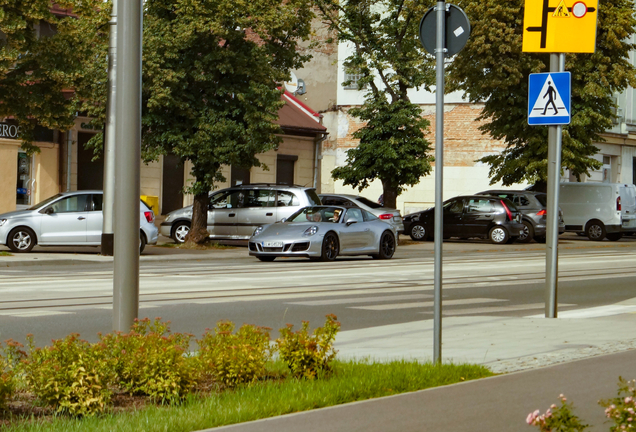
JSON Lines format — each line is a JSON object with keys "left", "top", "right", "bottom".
{"left": 536, "top": 209, "right": 547, "bottom": 217}
{"left": 617, "top": 196, "right": 622, "bottom": 211}
{"left": 379, "top": 214, "right": 393, "bottom": 220}
{"left": 144, "top": 211, "right": 155, "bottom": 223}
{"left": 500, "top": 200, "right": 513, "bottom": 221}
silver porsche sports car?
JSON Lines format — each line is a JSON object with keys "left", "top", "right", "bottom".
{"left": 248, "top": 206, "right": 397, "bottom": 262}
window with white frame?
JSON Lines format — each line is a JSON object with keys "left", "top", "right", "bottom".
{"left": 343, "top": 73, "right": 366, "bottom": 90}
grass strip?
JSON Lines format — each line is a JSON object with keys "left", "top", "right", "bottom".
{"left": 0, "top": 251, "right": 13, "bottom": 256}
{"left": 3, "top": 360, "right": 491, "bottom": 432}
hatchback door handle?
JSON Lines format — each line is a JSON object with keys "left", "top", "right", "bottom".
{"left": 77, "top": 216, "right": 86, "bottom": 220}
{"left": 229, "top": 213, "right": 236, "bottom": 217}
{"left": 266, "top": 213, "right": 273, "bottom": 216}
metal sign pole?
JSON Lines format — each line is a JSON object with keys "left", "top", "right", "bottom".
{"left": 545, "top": 53, "right": 565, "bottom": 318}
{"left": 113, "top": 0, "right": 143, "bottom": 332}
{"left": 433, "top": 0, "right": 446, "bottom": 364}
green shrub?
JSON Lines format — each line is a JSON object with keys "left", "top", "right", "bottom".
{"left": 100, "top": 318, "right": 197, "bottom": 404}
{"left": 21, "top": 334, "right": 113, "bottom": 416}
{"left": 197, "top": 321, "right": 272, "bottom": 388}
{"left": 276, "top": 314, "right": 341, "bottom": 379}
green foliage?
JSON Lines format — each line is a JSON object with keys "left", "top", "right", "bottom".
{"left": 197, "top": 321, "right": 272, "bottom": 388}
{"left": 0, "top": 339, "right": 25, "bottom": 410}
{"left": 276, "top": 314, "right": 340, "bottom": 379}
{"left": 600, "top": 377, "right": 636, "bottom": 432}
{"left": 21, "top": 334, "right": 113, "bottom": 416}
{"left": 449, "top": 0, "right": 636, "bottom": 185}
{"left": 99, "top": 318, "right": 197, "bottom": 404}
{"left": 332, "top": 98, "right": 433, "bottom": 207}
{"left": 0, "top": 0, "right": 110, "bottom": 154}
{"left": 315, "top": 0, "right": 435, "bottom": 207}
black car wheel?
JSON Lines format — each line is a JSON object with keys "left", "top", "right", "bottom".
{"left": 586, "top": 220, "right": 606, "bottom": 241}
{"left": 139, "top": 232, "right": 147, "bottom": 255}
{"left": 375, "top": 231, "right": 396, "bottom": 260}
{"left": 517, "top": 221, "right": 534, "bottom": 243}
{"left": 489, "top": 226, "right": 509, "bottom": 245}
{"left": 409, "top": 224, "right": 428, "bottom": 241}
{"left": 257, "top": 256, "right": 276, "bottom": 262}
{"left": 320, "top": 232, "right": 339, "bottom": 262}
{"left": 172, "top": 222, "right": 191, "bottom": 244}
{"left": 7, "top": 227, "right": 36, "bottom": 253}
{"left": 606, "top": 233, "right": 623, "bottom": 242}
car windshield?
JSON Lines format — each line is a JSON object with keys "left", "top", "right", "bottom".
{"left": 355, "top": 196, "right": 383, "bottom": 209}
{"left": 27, "top": 193, "right": 63, "bottom": 210}
{"left": 287, "top": 206, "right": 343, "bottom": 223}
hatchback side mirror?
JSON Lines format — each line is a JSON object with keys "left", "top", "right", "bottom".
{"left": 44, "top": 207, "right": 55, "bottom": 215}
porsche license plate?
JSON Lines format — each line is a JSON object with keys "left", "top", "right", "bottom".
{"left": 263, "top": 241, "right": 283, "bottom": 247}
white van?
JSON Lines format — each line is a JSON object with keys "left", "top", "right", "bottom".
{"left": 559, "top": 182, "right": 636, "bottom": 241}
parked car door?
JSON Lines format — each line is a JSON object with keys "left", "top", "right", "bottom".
{"left": 237, "top": 189, "right": 277, "bottom": 238}
{"left": 39, "top": 194, "right": 89, "bottom": 244}
{"left": 443, "top": 198, "right": 465, "bottom": 237}
{"left": 462, "top": 198, "right": 497, "bottom": 236}
{"left": 85, "top": 193, "right": 104, "bottom": 244}
{"left": 208, "top": 190, "right": 243, "bottom": 238}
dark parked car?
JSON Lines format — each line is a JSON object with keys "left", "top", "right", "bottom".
{"left": 475, "top": 190, "right": 565, "bottom": 243}
{"left": 402, "top": 195, "right": 525, "bottom": 244}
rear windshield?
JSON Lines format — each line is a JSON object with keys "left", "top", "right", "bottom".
{"left": 305, "top": 189, "right": 321, "bottom": 206}
{"left": 356, "top": 196, "right": 383, "bottom": 209}
{"left": 535, "top": 193, "right": 547, "bottom": 207}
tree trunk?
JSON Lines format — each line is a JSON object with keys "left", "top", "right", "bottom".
{"left": 382, "top": 182, "right": 399, "bottom": 209}
{"left": 185, "top": 192, "right": 210, "bottom": 245}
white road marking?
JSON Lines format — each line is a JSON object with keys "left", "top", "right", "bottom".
{"left": 285, "top": 294, "right": 433, "bottom": 306}
{"left": 526, "top": 304, "right": 636, "bottom": 319}
{"left": 443, "top": 303, "right": 575, "bottom": 316}
{"left": 351, "top": 298, "right": 507, "bottom": 311}
{"left": 0, "top": 310, "right": 73, "bottom": 317}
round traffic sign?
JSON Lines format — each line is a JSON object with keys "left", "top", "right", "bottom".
{"left": 572, "top": 2, "right": 587, "bottom": 18}
{"left": 419, "top": 4, "right": 471, "bottom": 57}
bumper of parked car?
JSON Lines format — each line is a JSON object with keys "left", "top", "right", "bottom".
{"left": 159, "top": 222, "right": 173, "bottom": 237}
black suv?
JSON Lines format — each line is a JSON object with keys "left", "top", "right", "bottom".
{"left": 475, "top": 190, "right": 565, "bottom": 243}
{"left": 402, "top": 195, "right": 525, "bottom": 244}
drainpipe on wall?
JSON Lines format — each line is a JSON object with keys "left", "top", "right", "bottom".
{"left": 66, "top": 130, "right": 73, "bottom": 192}
{"left": 313, "top": 117, "right": 328, "bottom": 190}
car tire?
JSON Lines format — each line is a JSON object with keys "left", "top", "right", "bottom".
{"left": 586, "top": 220, "right": 606, "bottom": 241}
{"left": 320, "top": 232, "right": 339, "bottom": 262}
{"left": 606, "top": 233, "right": 623, "bottom": 242}
{"left": 257, "top": 256, "right": 276, "bottom": 262}
{"left": 518, "top": 221, "right": 534, "bottom": 243}
{"left": 375, "top": 231, "right": 396, "bottom": 260}
{"left": 489, "top": 226, "right": 509, "bottom": 245}
{"left": 7, "top": 227, "right": 37, "bottom": 253}
{"left": 139, "top": 232, "right": 147, "bottom": 255}
{"left": 409, "top": 223, "right": 428, "bottom": 241}
{"left": 172, "top": 221, "right": 191, "bottom": 244}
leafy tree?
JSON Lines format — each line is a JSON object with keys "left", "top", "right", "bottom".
{"left": 315, "top": 0, "right": 434, "bottom": 208}
{"left": 142, "top": 0, "right": 314, "bottom": 243}
{"left": 0, "top": 0, "right": 108, "bottom": 154}
{"left": 448, "top": 0, "right": 636, "bottom": 186}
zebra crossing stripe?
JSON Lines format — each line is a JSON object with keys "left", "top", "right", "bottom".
{"left": 351, "top": 298, "right": 507, "bottom": 311}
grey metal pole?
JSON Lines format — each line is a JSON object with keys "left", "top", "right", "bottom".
{"left": 545, "top": 53, "right": 564, "bottom": 318}
{"left": 66, "top": 130, "right": 73, "bottom": 192}
{"left": 113, "top": 0, "right": 143, "bottom": 332}
{"left": 433, "top": 0, "right": 446, "bottom": 364}
{"left": 101, "top": 0, "right": 117, "bottom": 256}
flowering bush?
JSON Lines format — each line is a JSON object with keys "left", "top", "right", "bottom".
{"left": 100, "top": 318, "right": 197, "bottom": 404}
{"left": 276, "top": 314, "right": 340, "bottom": 379}
{"left": 526, "top": 394, "right": 588, "bottom": 431}
{"left": 197, "top": 321, "right": 272, "bottom": 388}
{"left": 600, "top": 377, "right": 636, "bottom": 432}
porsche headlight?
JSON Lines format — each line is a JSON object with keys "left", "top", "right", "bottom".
{"left": 0, "top": 219, "right": 6, "bottom": 227}
{"left": 303, "top": 226, "right": 319, "bottom": 237}
{"left": 253, "top": 226, "right": 264, "bottom": 237}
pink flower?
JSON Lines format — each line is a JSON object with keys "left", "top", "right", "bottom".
{"left": 527, "top": 410, "right": 540, "bottom": 425}
{"left": 626, "top": 397, "right": 633, "bottom": 404}
{"left": 551, "top": 404, "right": 557, "bottom": 409}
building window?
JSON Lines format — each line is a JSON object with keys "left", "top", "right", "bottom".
{"left": 343, "top": 73, "right": 366, "bottom": 90}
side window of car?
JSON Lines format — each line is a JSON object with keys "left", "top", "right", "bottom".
{"left": 518, "top": 195, "right": 531, "bottom": 206}
{"left": 466, "top": 199, "right": 494, "bottom": 213}
{"left": 243, "top": 190, "right": 275, "bottom": 208}
{"left": 344, "top": 208, "right": 364, "bottom": 223}
{"left": 362, "top": 210, "right": 378, "bottom": 222}
{"left": 211, "top": 191, "right": 244, "bottom": 209}
{"left": 90, "top": 194, "right": 103, "bottom": 211}
{"left": 48, "top": 195, "right": 88, "bottom": 213}
{"left": 276, "top": 191, "right": 300, "bottom": 207}
{"left": 446, "top": 199, "right": 464, "bottom": 214}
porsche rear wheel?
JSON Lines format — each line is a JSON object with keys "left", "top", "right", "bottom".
{"left": 375, "top": 231, "right": 396, "bottom": 260}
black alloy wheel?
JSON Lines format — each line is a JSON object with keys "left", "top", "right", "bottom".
{"left": 320, "top": 232, "right": 339, "bottom": 262}
{"left": 517, "top": 220, "right": 534, "bottom": 243}
{"left": 7, "top": 227, "right": 36, "bottom": 253}
{"left": 409, "top": 223, "right": 428, "bottom": 241}
{"left": 376, "top": 231, "right": 396, "bottom": 260}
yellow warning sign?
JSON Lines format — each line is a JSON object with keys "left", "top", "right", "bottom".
{"left": 552, "top": 0, "right": 570, "bottom": 17}
{"left": 523, "top": 0, "right": 598, "bottom": 53}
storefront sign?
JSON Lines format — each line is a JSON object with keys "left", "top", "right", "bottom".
{"left": 0, "top": 122, "right": 21, "bottom": 139}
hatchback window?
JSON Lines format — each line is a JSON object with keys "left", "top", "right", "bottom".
{"left": 91, "top": 194, "right": 103, "bottom": 211}
{"left": 516, "top": 195, "right": 531, "bottom": 206}
{"left": 355, "top": 196, "right": 383, "bottom": 209}
{"left": 276, "top": 191, "right": 300, "bottom": 207}
{"left": 305, "top": 189, "right": 321, "bottom": 206}
{"left": 211, "top": 191, "right": 244, "bottom": 209}
{"left": 445, "top": 199, "right": 464, "bottom": 214}
{"left": 47, "top": 195, "right": 88, "bottom": 213}
{"left": 466, "top": 199, "right": 495, "bottom": 213}
{"left": 535, "top": 193, "right": 548, "bottom": 206}
{"left": 243, "top": 190, "right": 275, "bottom": 208}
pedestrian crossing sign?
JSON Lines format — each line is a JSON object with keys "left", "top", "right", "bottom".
{"left": 528, "top": 72, "right": 571, "bottom": 125}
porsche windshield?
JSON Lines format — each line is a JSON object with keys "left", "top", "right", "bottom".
{"left": 287, "top": 206, "right": 343, "bottom": 224}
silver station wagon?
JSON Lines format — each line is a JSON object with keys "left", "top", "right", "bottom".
{"left": 160, "top": 184, "right": 322, "bottom": 243}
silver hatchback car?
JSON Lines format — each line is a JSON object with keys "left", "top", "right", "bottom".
{"left": 160, "top": 184, "right": 322, "bottom": 243}
{"left": 0, "top": 191, "right": 158, "bottom": 253}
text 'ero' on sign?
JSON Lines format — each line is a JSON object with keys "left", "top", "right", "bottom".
{"left": 522, "top": 0, "right": 598, "bottom": 53}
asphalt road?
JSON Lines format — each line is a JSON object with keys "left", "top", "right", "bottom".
{"left": 1, "top": 235, "right": 636, "bottom": 346}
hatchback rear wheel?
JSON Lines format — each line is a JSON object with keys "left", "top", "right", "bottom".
{"left": 489, "top": 226, "right": 509, "bottom": 244}
{"left": 517, "top": 221, "right": 534, "bottom": 243}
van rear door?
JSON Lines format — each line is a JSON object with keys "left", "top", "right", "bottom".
{"left": 619, "top": 184, "right": 636, "bottom": 231}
